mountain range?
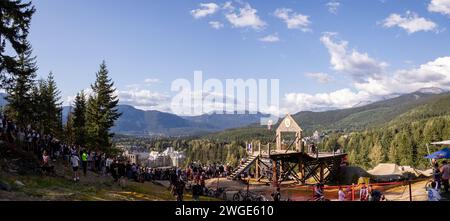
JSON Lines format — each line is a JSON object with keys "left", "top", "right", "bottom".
{"left": 61, "top": 104, "right": 268, "bottom": 136}
{"left": 203, "top": 88, "right": 450, "bottom": 141}
{"left": 291, "top": 89, "right": 450, "bottom": 133}
{"left": 2, "top": 87, "right": 450, "bottom": 137}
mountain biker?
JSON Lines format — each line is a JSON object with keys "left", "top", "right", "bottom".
{"left": 313, "top": 183, "right": 325, "bottom": 200}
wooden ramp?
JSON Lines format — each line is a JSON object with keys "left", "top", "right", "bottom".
{"left": 228, "top": 155, "right": 259, "bottom": 180}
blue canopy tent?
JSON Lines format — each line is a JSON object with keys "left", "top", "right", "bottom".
{"left": 425, "top": 147, "right": 450, "bottom": 159}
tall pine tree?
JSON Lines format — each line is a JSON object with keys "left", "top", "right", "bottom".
{"left": 34, "top": 73, "right": 62, "bottom": 135}
{"left": 86, "top": 61, "right": 121, "bottom": 151}
{"left": 64, "top": 107, "right": 74, "bottom": 144}
{"left": 72, "top": 90, "right": 87, "bottom": 146}
{"left": 5, "top": 39, "right": 37, "bottom": 127}
{"left": 0, "top": 0, "right": 35, "bottom": 86}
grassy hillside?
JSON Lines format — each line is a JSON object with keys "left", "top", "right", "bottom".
{"left": 0, "top": 141, "right": 213, "bottom": 201}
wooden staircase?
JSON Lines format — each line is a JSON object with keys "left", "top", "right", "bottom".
{"left": 228, "top": 155, "right": 259, "bottom": 180}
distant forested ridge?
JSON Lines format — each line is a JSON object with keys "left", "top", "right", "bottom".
{"left": 318, "top": 92, "right": 450, "bottom": 169}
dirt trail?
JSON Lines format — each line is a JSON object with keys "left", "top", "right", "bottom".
{"left": 383, "top": 180, "right": 428, "bottom": 201}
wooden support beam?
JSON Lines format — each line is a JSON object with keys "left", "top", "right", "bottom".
{"left": 319, "top": 162, "right": 325, "bottom": 183}
{"left": 272, "top": 160, "right": 278, "bottom": 187}
{"left": 255, "top": 157, "right": 260, "bottom": 180}
{"left": 298, "top": 161, "right": 304, "bottom": 183}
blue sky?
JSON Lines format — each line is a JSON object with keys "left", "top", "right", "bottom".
{"left": 26, "top": 0, "right": 450, "bottom": 115}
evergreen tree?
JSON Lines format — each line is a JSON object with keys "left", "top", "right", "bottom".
{"left": 86, "top": 61, "right": 121, "bottom": 151}
{"left": 30, "top": 78, "right": 45, "bottom": 129}
{"left": 5, "top": 39, "right": 36, "bottom": 127}
{"left": 0, "top": 0, "right": 35, "bottom": 85}
{"left": 369, "top": 141, "right": 385, "bottom": 168}
{"left": 35, "top": 73, "right": 62, "bottom": 135}
{"left": 72, "top": 90, "right": 87, "bottom": 146}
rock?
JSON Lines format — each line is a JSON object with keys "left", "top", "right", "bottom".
{"left": 14, "top": 180, "right": 25, "bottom": 188}
{"left": 0, "top": 180, "right": 11, "bottom": 191}
{"left": 8, "top": 169, "right": 18, "bottom": 173}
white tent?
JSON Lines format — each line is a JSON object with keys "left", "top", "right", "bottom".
{"left": 431, "top": 140, "right": 450, "bottom": 145}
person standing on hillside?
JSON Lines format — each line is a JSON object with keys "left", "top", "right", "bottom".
{"left": 175, "top": 178, "right": 185, "bottom": 201}
{"left": 105, "top": 157, "right": 113, "bottom": 175}
{"left": 440, "top": 161, "right": 450, "bottom": 193}
{"left": 81, "top": 149, "right": 88, "bottom": 176}
{"left": 70, "top": 154, "right": 80, "bottom": 182}
{"left": 110, "top": 159, "right": 119, "bottom": 182}
{"left": 192, "top": 180, "right": 201, "bottom": 201}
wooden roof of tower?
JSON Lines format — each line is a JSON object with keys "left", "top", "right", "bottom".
{"left": 276, "top": 114, "right": 304, "bottom": 152}
{"left": 276, "top": 114, "right": 303, "bottom": 133}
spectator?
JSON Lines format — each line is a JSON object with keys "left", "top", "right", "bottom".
{"left": 106, "top": 157, "right": 113, "bottom": 175}
{"left": 118, "top": 160, "right": 126, "bottom": 188}
{"left": 370, "top": 187, "right": 383, "bottom": 201}
{"left": 175, "top": 178, "right": 185, "bottom": 201}
{"left": 428, "top": 181, "right": 441, "bottom": 201}
{"left": 338, "top": 186, "right": 346, "bottom": 201}
{"left": 440, "top": 160, "right": 450, "bottom": 193}
{"left": 70, "top": 154, "right": 80, "bottom": 182}
{"left": 81, "top": 149, "right": 88, "bottom": 176}
{"left": 359, "top": 183, "right": 369, "bottom": 201}
{"left": 433, "top": 163, "right": 442, "bottom": 191}
{"left": 192, "top": 180, "right": 201, "bottom": 201}
{"left": 41, "top": 150, "right": 53, "bottom": 175}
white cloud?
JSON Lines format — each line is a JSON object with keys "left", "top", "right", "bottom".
{"left": 381, "top": 11, "right": 438, "bottom": 34}
{"left": 223, "top": 1, "right": 234, "bottom": 11}
{"left": 305, "top": 72, "right": 333, "bottom": 84}
{"left": 284, "top": 89, "right": 371, "bottom": 112}
{"left": 285, "top": 56, "right": 450, "bottom": 112}
{"left": 274, "top": 8, "right": 311, "bottom": 31}
{"left": 64, "top": 88, "right": 94, "bottom": 106}
{"left": 118, "top": 87, "right": 171, "bottom": 111}
{"left": 144, "top": 78, "right": 160, "bottom": 84}
{"left": 320, "top": 32, "right": 387, "bottom": 82}
{"left": 326, "top": 1, "right": 341, "bottom": 14}
{"left": 354, "top": 56, "right": 450, "bottom": 96}
{"left": 190, "top": 3, "right": 220, "bottom": 19}
{"left": 282, "top": 31, "right": 450, "bottom": 113}
{"left": 259, "top": 34, "right": 280, "bottom": 43}
{"left": 225, "top": 2, "right": 266, "bottom": 30}
{"left": 209, "top": 21, "right": 224, "bottom": 29}
{"left": 428, "top": 0, "right": 450, "bottom": 17}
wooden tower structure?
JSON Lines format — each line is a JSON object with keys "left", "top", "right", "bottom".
{"left": 228, "top": 114, "right": 347, "bottom": 187}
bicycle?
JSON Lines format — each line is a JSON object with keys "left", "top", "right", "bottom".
{"left": 307, "top": 196, "right": 330, "bottom": 201}
{"left": 232, "top": 190, "right": 264, "bottom": 201}
{"left": 207, "top": 187, "right": 227, "bottom": 200}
